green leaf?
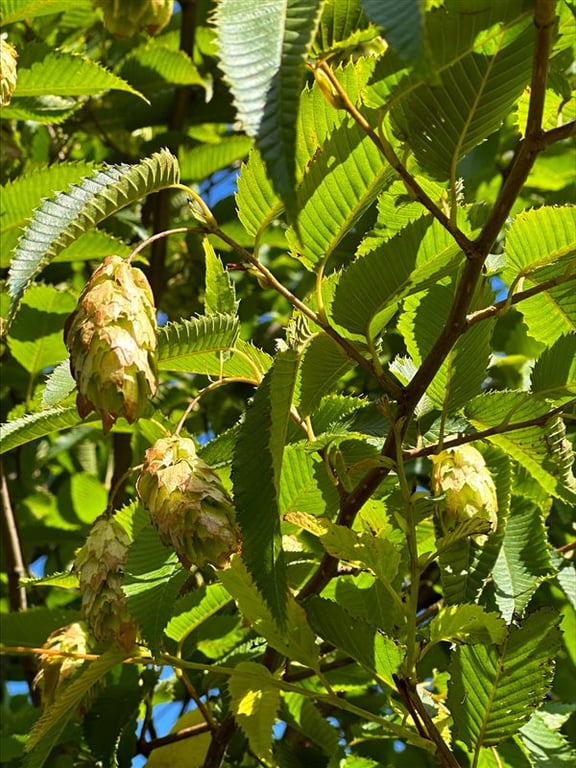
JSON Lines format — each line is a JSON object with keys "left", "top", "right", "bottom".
{"left": 13, "top": 51, "right": 145, "bottom": 101}
{"left": 428, "top": 605, "right": 507, "bottom": 648}
{"left": 0, "top": 407, "right": 96, "bottom": 455}
{"left": 41, "top": 361, "right": 76, "bottom": 408}
{"left": 0, "top": 0, "right": 91, "bottom": 23}
{"left": 314, "top": 0, "right": 372, "bottom": 58}
{"left": 7, "top": 285, "right": 76, "bottom": 378}
{"left": 123, "top": 522, "right": 187, "bottom": 655}
{"left": 232, "top": 350, "right": 299, "bottom": 624}
{"left": 366, "top": 2, "right": 534, "bottom": 181}
{"left": 333, "top": 217, "right": 463, "bottom": 338}
{"left": 236, "top": 148, "right": 283, "bottom": 238}
{"left": 23, "top": 647, "right": 127, "bottom": 768}
{"left": 215, "top": 0, "right": 322, "bottom": 216}
{"left": 179, "top": 135, "right": 253, "bottom": 183}
{"left": 0, "top": 608, "right": 80, "bottom": 647}
{"left": 0, "top": 162, "right": 97, "bottom": 268}
{"left": 492, "top": 497, "right": 554, "bottom": 622}
{"left": 281, "top": 691, "right": 340, "bottom": 757}
{"left": 531, "top": 335, "right": 576, "bottom": 399}
{"left": 203, "top": 238, "right": 238, "bottom": 317}
{"left": 361, "top": 0, "right": 432, "bottom": 74}
{"left": 228, "top": 661, "right": 280, "bottom": 762}
{"left": 0, "top": 95, "right": 81, "bottom": 124}
{"left": 295, "top": 333, "right": 355, "bottom": 416}
{"left": 519, "top": 706, "right": 576, "bottom": 767}
{"left": 465, "top": 391, "right": 573, "bottom": 498}
{"left": 288, "top": 87, "right": 394, "bottom": 270}
{"left": 164, "top": 583, "right": 233, "bottom": 643}
{"left": 119, "top": 45, "right": 204, "bottom": 92}
{"left": 305, "top": 596, "right": 404, "bottom": 688}
{"left": 158, "top": 316, "right": 272, "bottom": 379}
{"left": 52, "top": 229, "right": 132, "bottom": 264}
{"left": 279, "top": 443, "right": 340, "bottom": 519}
{"left": 6, "top": 149, "right": 180, "bottom": 327}
{"left": 502, "top": 207, "right": 576, "bottom": 346}
{"left": 448, "top": 608, "right": 562, "bottom": 753}
{"left": 217, "top": 556, "right": 319, "bottom": 669}
{"left": 20, "top": 571, "right": 79, "bottom": 590}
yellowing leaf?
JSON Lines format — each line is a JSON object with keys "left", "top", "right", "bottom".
{"left": 228, "top": 662, "right": 280, "bottom": 762}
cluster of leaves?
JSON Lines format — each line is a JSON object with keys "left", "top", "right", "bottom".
{"left": 0, "top": 1, "right": 575, "bottom": 768}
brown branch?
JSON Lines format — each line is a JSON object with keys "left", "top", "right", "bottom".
{"left": 466, "top": 272, "right": 576, "bottom": 327}
{"left": 404, "top": 400, "right": 576, "bottom": 460}
{"left": 0, "top": 459, "right": 28, "bottom": 611}
{"left": 541, "top": 119, "right": 576, "bottom": 146}
{"left": 148, "top": 0, "right": 198, "bottom": 300}
{"left": 394, "top": 675, "right": 460, "bottom": 768}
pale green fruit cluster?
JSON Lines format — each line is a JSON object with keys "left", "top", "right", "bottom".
{"left": 34, "top": 622, "right": 91, "bottom": 706}
{"left": 64, "top": 255, "right": 158, "bottom": 434}
{"left": 94, "top": 0, "right": 174, "bottom": 37}
{"left": 74, "top": 516, "right": 137, "bottom": 650}
{"left": 136, "top": 436, "right": 242, "bottom": 569}
{"left": 0, "top": 38, "right": 18, "bottom": 106}
{"left": 430, "top": 445, "right": 498, "bottom": 534}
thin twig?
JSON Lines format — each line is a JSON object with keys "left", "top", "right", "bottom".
{"left": 0, "top": 459, "right": 28, "bottom": 611}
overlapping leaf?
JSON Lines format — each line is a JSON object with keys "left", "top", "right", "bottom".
{"left": 228, "top": 662, "right": 280, "bottom": 762}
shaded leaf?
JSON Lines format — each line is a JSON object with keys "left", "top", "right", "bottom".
{"left": 164, "top": 583, "right": 233, "bottom": 643}
{"left": 448, "top": 608, "right": 562, "bottom": 752}
{"left": 203, "top": 238, "right": 238, "bottom": 317}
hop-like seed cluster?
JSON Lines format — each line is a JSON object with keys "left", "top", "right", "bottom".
{"left": 64, "top": 255, "right": 158, "bottom": 434}
{"left": 430, "top": 445, "right": 498, "bottom": 535}
{"left": 0, "top": 38, "right": 18, "bottom": 106}
{"left": 94, "top": 0, "right": 173, "bottom": 37}
{"left": 74, "top": 516, "right": 137, "bottom": 650}
{"left": 136, "top": 436, "right": 241, "bottom": 569}
{"left": 34, "top": 622, "right": 91, "bottom": 706}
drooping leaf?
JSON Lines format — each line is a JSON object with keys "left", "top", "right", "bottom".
{"left": 228, "top": 661, "right": 281, "bottom": 762}
{"left": 144, "top": 709, "right": 211, "bottom": 768}
{"left": 448, "top": 608, "right": 562, "bottom": 753}
{"left": 164, "top": 583, "right": 233, "bottom": 643}
{"left": 6, "top": 149, "right": 180, "bottom": 327}
{"left": 24, "top": 647, "right": 127, "bottom": 768}
{"left": 232, "top": 350, "right": 300, "bottom": 624}
{"left": 203, "top": 238, "right": 238, "bottom": 317}
{"left": 215, "top": 0, "right": 322, "bottom": 217}
{"left": 502, "top": 206, "right": 576, "bottom": 346}
{"left": 217, "top": 556, "right": 319, "bottom": 669}
{"left": 428, "top": 605, "right": 507, "bottom": 649}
